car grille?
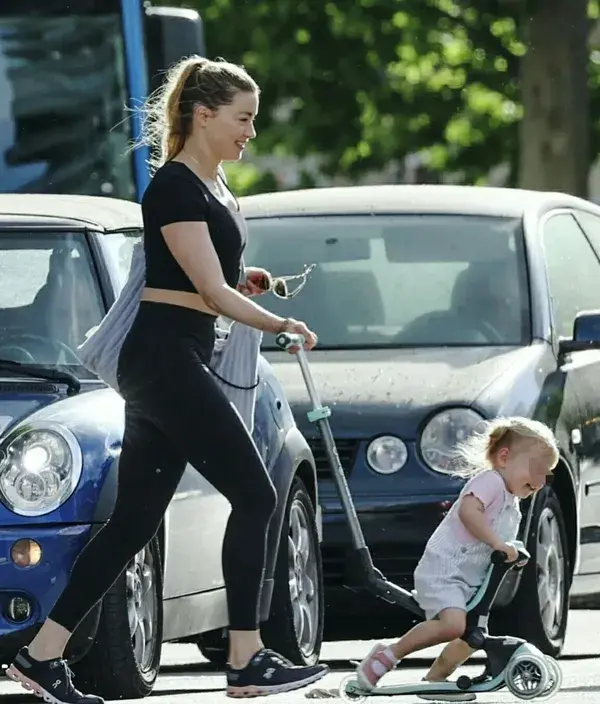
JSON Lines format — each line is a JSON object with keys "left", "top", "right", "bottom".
{"left": 307, "top": 437, "right": 359, "bottom": 481}
{"left": 321, "top": 544, "right": 423, "bottom": 589}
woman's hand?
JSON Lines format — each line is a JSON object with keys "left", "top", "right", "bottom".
{"left": 238, "top": 267, "right": 272, "bottom": 296}
{"left": 281, "top": 318, "right": 318, "bottom": 353}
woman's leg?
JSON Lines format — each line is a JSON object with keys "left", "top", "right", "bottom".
{"left": 146, "top": 352, "right": 328, "bottom": 695}
{"left": 7, "top": 407, "right": 186, "bottom": 704}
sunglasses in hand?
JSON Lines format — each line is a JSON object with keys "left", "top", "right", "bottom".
{"left": 258, "top": 263, "right": 316, "bottom": 299}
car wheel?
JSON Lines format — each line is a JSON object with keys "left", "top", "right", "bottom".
{"left": 196, "top": 628, "right": 228, "bottom": 668}
{"left": 262, "top": 476, "right": 324, "bottom": 665}
{"left": 493, "top": 486, "right": 569, "bottom": 657}
{"left": 72, "top": 535, "right": 163, "bottom": 699}
{"left": 196, "top": 477, "right": 324, "bottom": 667}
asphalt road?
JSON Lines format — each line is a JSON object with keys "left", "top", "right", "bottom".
{"left": 0, "top": 610, "right": 598, "bottom": 703}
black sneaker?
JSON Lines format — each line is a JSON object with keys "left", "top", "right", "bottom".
{"left": 225, "top": 648, "right": 328, "bottom": 697}
{"left": 6, "top": 647, "right": 104, "bottom": 704}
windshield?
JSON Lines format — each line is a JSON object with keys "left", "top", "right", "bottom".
{"left": 0, "top": 232, "right": 105, "bottom": 379}
{"left": 102, "top": 229, "right": 142, "bottom": 293}
{"left": 244, "top": 213, "right": 529, "bottom": 350}
{"left": 0, "top": 1, "right": 135, "bottom": 199}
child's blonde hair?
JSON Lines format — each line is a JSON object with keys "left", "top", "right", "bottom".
{"left": 452, "top": 416, "right": 559, "bottom": 479}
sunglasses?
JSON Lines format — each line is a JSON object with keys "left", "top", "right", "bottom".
{"left": 260, "top": 263, "right": 316, "bottom": 299}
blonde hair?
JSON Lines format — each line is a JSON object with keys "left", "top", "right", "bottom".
{"left": 136, "top": 55, "right": 259, "bottom": 173}
{"left": 451, "top": 416, "right": 559, "bottom": 479}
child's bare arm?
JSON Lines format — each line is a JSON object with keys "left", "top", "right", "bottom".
{"left": 458, "top": 495, "right": 504, "bottom": 550}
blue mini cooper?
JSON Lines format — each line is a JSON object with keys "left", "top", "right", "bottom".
{"left": 0, "top": 194, "right": 323, "bottom": 699}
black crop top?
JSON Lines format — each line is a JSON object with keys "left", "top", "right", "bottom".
{"left": 141, "top": 161, "right": 246, "bottom": 292}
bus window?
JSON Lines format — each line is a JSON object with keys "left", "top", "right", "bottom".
{"left": 0, "top": 1, "right": 135, "bottom": 200}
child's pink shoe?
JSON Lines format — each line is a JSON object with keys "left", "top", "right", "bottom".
{"left": 355, "top": 643, "right": 398, "bottom": 691}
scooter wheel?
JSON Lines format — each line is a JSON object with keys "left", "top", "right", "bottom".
{"left": 456, "top": 675, "right": 472, "bottom": 690}
{"left": 535, "top": 657, "right": 563, "bottom": 700}
{"left": 504, "top": 652, "right": 550, "bottom": 700}
{"left": 339, "top": 675, "right": 367, "bottom": 703}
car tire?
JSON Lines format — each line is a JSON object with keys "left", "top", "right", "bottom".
{"left": 196, "top": 629, "right": 228, "bottom": 668}
{"left": 492, "top": 486, "right": 569, "bottom": 657}
{"left": 72, "top": 535, "right": 163, "bottom": 699}
{"left": 262, "top": 476, "right": 324, "bottom": 665}
{"left": 196, "top": 476, "right": 324, "bottom": 667}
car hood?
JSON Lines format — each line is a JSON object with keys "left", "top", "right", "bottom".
{"left": 0, "top": 382, "right": 124, "bottom": 442}
{"left": 0, "top": 388, "right": 60, "bottom": 436}
{"left": 264, "top": 346, "right": 525, "bottom": 439}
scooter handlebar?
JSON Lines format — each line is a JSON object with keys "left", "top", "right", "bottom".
{"left": 275, "top": 332, "right": 306, "bottom": 351}
{"left": 491, "top": 540, "right": 530, "bottom": 567}
{"left": 491, "top": 550, "right": 510, "bottom": 565}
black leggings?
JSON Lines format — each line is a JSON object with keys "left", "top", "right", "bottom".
{"left": 50, "top": 302, "right": 277, "bottom": 633}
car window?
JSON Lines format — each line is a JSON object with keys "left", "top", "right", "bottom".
{"left": 542, "top": 213, "right": 600, "bottom": 338}
{"left": 244, "top": 214, "right": 529, "bottom": 349}
{"left": 573, "top": 210, "right": 600, "bottom": 260}
{"left": 0, "top": 232, "right": 105, "bottom": 378}
{"left": 0, "top": 248, "right": 52, "bottom": 308}
{"left": 103, "top": 230, "right": 143, "bottom": 293}
{"left": 0, "top": 10, "right": 135, "bottom": 199}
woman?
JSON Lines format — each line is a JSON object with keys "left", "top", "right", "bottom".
{"left": 7, "top": 56, "right": 327, "bottom": 701}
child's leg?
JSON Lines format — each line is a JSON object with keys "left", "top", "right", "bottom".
{"left": 390, "top": 608, "right": 466, "bottom": 660}
{"left": 425, "top": 638, "right": 475, "bottom": 681}
{"left": 355, "top": 609, "right": 466, "bottom": 691}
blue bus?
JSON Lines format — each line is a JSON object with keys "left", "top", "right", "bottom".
{"left": 0, "top": 1, "right": 205, "bottom": 202}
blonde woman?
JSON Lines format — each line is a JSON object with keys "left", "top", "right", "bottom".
{"left": 7, "top": 57, "right": 327, "bottom": 701}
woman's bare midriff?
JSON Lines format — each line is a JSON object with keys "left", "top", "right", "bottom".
{"left": 141, "top": 287, "right": 218, "bottom": 317}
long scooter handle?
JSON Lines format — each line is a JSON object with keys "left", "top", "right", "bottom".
{"left": 275, "top": 331, "right": 368, "bottom": 552}
{"left": 275, "top": 332, "right": 323, "bottom": 410}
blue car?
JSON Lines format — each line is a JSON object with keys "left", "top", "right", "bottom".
{"left": 239, "top": 184, "right": 600, "bottom": 659}
{"left": 0, "top": 194, "right": 323, "bottom": 699}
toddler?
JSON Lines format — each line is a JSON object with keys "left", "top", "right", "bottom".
{"left": 355, "top": 416, "right": 559, "bottom": 702}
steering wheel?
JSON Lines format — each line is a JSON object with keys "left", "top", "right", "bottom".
{"left": 393, "top": 312, "right": 505, "bottom": 346}
{"left": 475, "top": 320, "right": 505, "bottom": 344}
{"left": 0, "top": 333, "right": 82, "bottom": 366}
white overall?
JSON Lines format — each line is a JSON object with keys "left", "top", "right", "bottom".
{"left": 413, "top": 472, "right": 521, "bottom": 620}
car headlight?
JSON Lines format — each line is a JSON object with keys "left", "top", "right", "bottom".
{"left": 0, "top": 423, "right": 82, "bottom": 516}
{"left": 367, "top": 435, "right": 408, "bottom": 474}
{"left": 420, "top": 408, "right": 485, "bottom": 475}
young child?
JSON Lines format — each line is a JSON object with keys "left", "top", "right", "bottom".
{"left": 355, "top": 416, "right": 559, "bottom": 702}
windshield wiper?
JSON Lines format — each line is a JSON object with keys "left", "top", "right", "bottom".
{"left": 0, "top": 359, "right": 81, "bottom": 396}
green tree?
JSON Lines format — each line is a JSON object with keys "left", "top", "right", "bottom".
{"left": 517, "top": 0, "right": 590, "bottom": 195}
{"left": 170, "top": 0, "right": 595, "bottom": 196}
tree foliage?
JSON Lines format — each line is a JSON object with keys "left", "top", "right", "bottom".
{"left": 167, "top": 0, "right": 598, "bottom": 193}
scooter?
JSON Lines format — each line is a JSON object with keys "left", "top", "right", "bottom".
{"left": 275, "top": 332, "right": 563, "bottom": 702}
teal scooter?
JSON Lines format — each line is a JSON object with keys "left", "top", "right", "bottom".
{"left": 275, "top": 333, "right": 562, "bottom": 702}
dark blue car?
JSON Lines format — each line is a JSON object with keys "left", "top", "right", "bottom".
{"left": 240, "top": 184, "right": 600, "bottom": 659}
{"left": 0, "top": 194, "right": 323, "bottom": 699}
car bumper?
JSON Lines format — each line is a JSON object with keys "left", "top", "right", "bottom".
{"left": 0, "top": 524, "right": 98, "bottom": 661}
{"left": 320, "top": 495, "right": 456, "bottom": 615}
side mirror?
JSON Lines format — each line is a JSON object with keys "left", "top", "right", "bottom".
{"left": 558, "top": 310, "right": 600, "bottom": 357}
{"left": 144, "top": 6, "right": 206, "bottom": 94}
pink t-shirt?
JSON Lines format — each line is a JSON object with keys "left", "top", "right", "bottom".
{"left": 449, "top": 470, "right": 509, "bottom": 544}
{"left": 413, "top": 469, "right": 521, "bottom": 618}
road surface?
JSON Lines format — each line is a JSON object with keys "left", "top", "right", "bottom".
{"left": 0, "top": 610, "right": 598, "bottom": 702}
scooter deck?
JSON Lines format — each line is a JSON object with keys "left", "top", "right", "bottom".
{"left": 343, "top": 675, "right": 505, "bottom": 698}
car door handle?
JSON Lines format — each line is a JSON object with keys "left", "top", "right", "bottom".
{"left": 584, "top": 479, "right": 600, "bottom": 496}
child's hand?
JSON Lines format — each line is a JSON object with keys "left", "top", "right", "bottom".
{"left": 495, "top": 542, "right": 519, "bottom": 562}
